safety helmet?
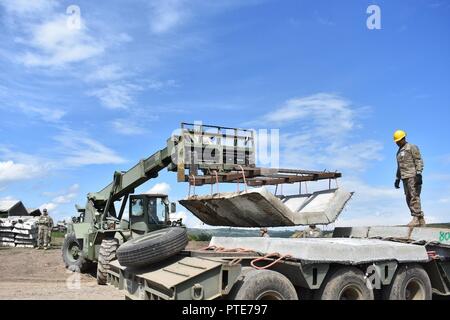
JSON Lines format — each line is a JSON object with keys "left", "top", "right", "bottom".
{"left": 393, "top": 130, "right": 407, "bottom": 142}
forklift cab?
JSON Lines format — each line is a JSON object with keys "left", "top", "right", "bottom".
{"left": 129, "top": 194, "right": 176, "bottom": 237}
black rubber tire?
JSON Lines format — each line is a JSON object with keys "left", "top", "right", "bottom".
{"left": 227, "top": 267, "right": 298, "bottom": 300}
{"left": 62, "top": 233, "right": 90, "bottom": 272}
{"left": 97, "top": 238, "right": 119, "bottom": 285}
{"left": 382, "top": 264, "right": 432, "bottom": 300}
{"left": 314, "top": 267, "right": 374, "bottom": 300}
{"left": 116, "top": 227, "right": 188, "bottom": 268}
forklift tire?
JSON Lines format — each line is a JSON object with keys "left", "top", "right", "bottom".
{"left": 116, "top": 227, "right": 188, "bottom": 268}
{"left": 314, "top": 267, "right": 374, "bottom": 300}
{"left": 227, "top": 268, "right": 298, "bottom": 300}
{"left": 62, "top": 233, "right": 90, "bottom": 272}
{"left": 382, "top": 264, "right": 432, "bottom": 300}
{"left": 97, "top": 238, "right": 119, "bottom": 285}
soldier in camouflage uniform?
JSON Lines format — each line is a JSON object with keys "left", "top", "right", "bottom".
{"left": 394, "top": 130, "right": 425, "bottom": 227}
{"left": 260, "top": 227, "right": 270, "bottom": 238}
{"left": 36, "top": 208, "right": 54, "bottom": 250}
{"left": 304, "top": 225, "right": 323, "bottom": 238}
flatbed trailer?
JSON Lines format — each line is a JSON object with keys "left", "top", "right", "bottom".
{"left": 107, "top": 226, "right": 450, "bottom": 300}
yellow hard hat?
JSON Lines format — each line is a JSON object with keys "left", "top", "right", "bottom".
{"left": 393, "top": 130, "right": 406, "bottom": 142}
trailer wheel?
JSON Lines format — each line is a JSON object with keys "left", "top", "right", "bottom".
{"left": 97, "top": 238, "right": 119, "bottom": 285}
{"left": 62, "top": 233, "right": 90, "bottom": 272}
{"left": 382, "top": 264, "right": 432, "bottom": 300}
{"left": 116, "top": 227, "right": 188, "bottom": 268}
{"left": 314, "top": 267, "right": 374, "bottom": 300}
{"left": 228, "top": 268, "right": 298, "bottom": 300}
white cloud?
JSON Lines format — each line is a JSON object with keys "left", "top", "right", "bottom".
{"left": 261, "top": 93, "right": 355, "bottom": 136}
{"left": 111, "top": 108, "right": 159, "bottom": 135}
{"left": 40, "top": 183, "right": 79, "bottom": 212}
{"left": 258, "top": 93, "right": 382, "bottom": 171}
{"left": 18, "top": 15, "right": 105, "bottom": 67}
{"left": 146, "top": 182, "right": 171, "bottom": 195}
{"left": 148, "top": 0, "right": 189, "bottom": 34}
{"left": 147, "top": 0, "right": 264, "bottom": 34}
{"left": 0, "top": 161, "right": 41, "bottom": 184}
{"left": 0, "top": 196, "right": 20, "bottom": 211}
{"left": 88, "top": 83, "right": 142, "bottom": 109}
{"left": 85, "top": 64, "right": 127, "bottom": 82}
{"left": 0, "top": 147, "right": 55, "bottom": 187}
{"left": 39, "top": 202, "right": 57, "bottom": 211}
{"left": 17, "top": 102, "right": 66, "bottom": 122}
{"left": 111, "top": 119, "right": 147, "bottom": 136}
{"left": 54, "top": 129, "right": 126, "bottom": 166}
{"left": 0, "top": 0, "right": 57, "bottom": 15}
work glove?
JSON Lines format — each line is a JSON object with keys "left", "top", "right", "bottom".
{"left": 394, "top": 179, "right": 401, "bottom": 189}
{"left": 416, "top": 174, "right": 423, "bottom": 185}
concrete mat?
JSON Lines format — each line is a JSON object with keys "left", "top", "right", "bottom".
{"left": 209, "top": 237, "right": 429, "bottom": 264}
{"left": 180, "top": 187, "right": 352, "bottom": 227}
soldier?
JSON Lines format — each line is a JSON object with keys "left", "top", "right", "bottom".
{"left": 304, "top": 225, "right": 323, "bottom": 238}
{"left": 394, "top": 130, "right": 426, "bottom": 227}
{"left": 36, "top": 208, "right": 54, "bottom": 250}
{"left": 260, "top": 227, "right": 270, "bottom": 238}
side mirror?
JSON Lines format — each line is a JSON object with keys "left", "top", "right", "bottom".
{"left": 170, "top": 202, "right": 177, "bottom": 213}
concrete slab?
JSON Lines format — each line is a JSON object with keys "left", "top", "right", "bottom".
{"left": 180, "top": 187, "right": 352, "bottom": 227}
{"left": 334, "top": 226, "right": 450, "bottom": 247}
{"left": 209, "top": 237, "right": 429, "bottom": 264}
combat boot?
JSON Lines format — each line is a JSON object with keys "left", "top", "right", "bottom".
{"left": 407, "top": 217, "right": 420, "bottom": 227}
{"left": 418, "top": 216, "right": 426, "bottom": 227}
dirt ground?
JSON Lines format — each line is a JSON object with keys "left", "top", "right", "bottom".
{"left": 0, "top": 241, "right": 208, "bottom": 300}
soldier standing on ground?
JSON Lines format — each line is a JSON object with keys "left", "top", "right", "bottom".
{"left": 37, "top": 208, "right": 54, "bottom": 250}
{"left": 304, "top": 225, "right": 323, "bottom": 238}
{"left": 394, "top": 130, "right": 426, "bottom": 227}
{"left": 260, "top": 227, "right": 270, "bottom": 238}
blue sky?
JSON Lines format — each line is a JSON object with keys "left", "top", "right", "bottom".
{"left": 0, "top": 0, "right": 449, "bottom": 227}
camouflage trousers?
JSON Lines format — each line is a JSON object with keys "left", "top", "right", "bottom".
{"left": 402, "top": 177, "right": 424, "bottom": 217}
{"left": 38, "top": 225, "right": 50, "bottom": 247}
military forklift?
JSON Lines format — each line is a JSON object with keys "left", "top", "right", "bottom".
{"left": 63, "top": 192, "right": 179, "bottom": 284}
{"left": 62, "top": 123, "right": 258, "bottom": 284}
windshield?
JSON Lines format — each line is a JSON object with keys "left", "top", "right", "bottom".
{"left": 148, "top": 198, "right": 166, "bottom": 224}
{"left": 131, "top": 198, "right": 144, "bottom": 217}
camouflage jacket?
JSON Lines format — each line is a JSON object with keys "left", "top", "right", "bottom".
{"left": 38, "top": 215, "right": 53, "bottom": 228}
{"left": 396, "top": 143, "right": 424, "bottom": 180}
{"left": 304, "top": 228, "right": 323, "bottom": 238}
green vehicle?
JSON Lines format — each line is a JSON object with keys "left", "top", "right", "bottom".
{"left": 62, "top": 123, "right": 258, "bottom": 284}
{"left": 63, "top": 191, "right": 180, "bottom": 284}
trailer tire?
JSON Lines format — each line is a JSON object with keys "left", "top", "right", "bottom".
{"left": 97, "top": 238, "right": 119, "bottom": 285}
{"left": 228, "top": 268, "right": 298, "bottom": 300}
{"left": 62, "top": 233, "right": 90, "bottom": 272}
{"left": 382, "top": 264, "right": 432, "bottom": 300}
{"left": 116, "top": 227, "right": 188, "bottom": 268}
{"left": 314, "top": 267, "right": 374, "bottom": 300}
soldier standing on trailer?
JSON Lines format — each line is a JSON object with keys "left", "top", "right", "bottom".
{"left": 394, "top": 130, "right": 426, "bottom": 227}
